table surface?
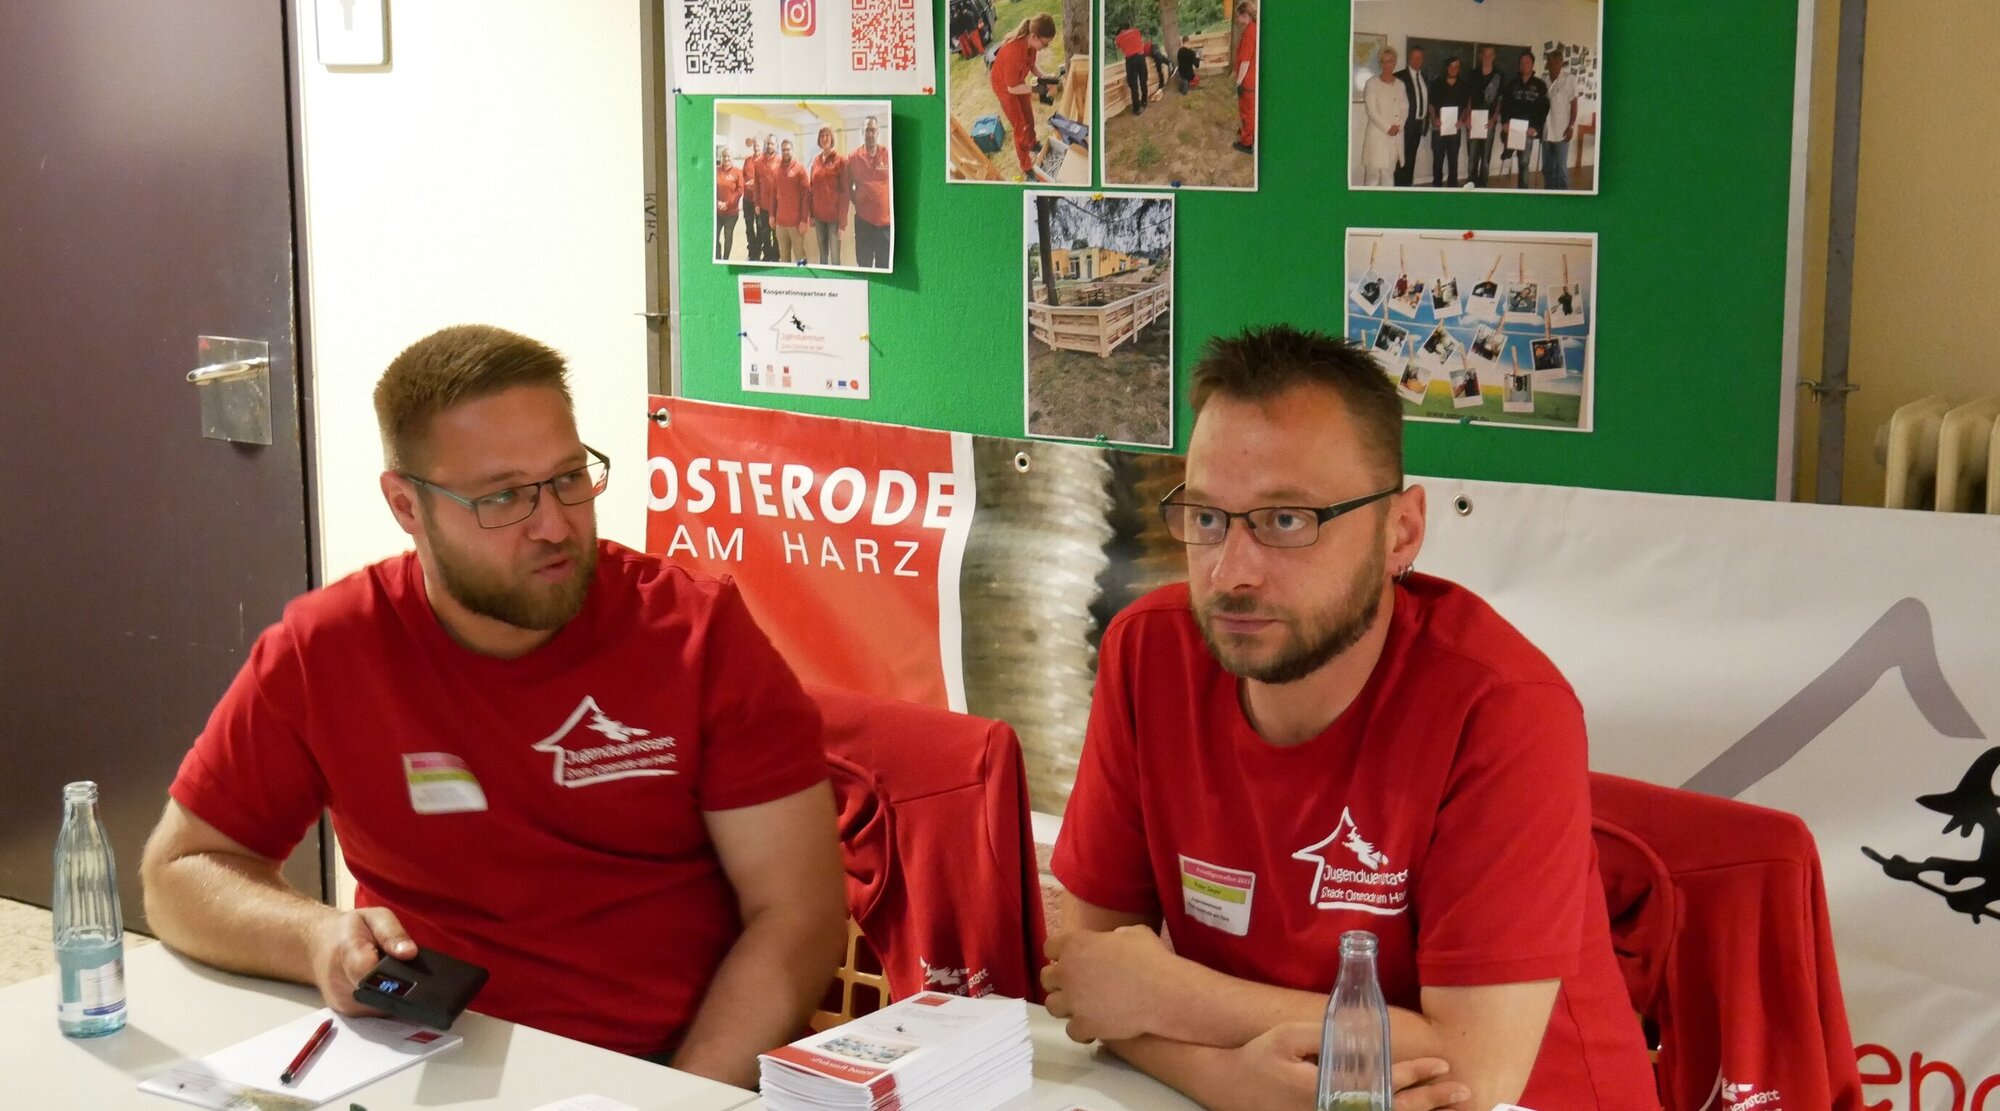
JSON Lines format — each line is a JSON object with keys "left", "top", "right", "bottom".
{"left": 0, "top": 943, "right": 758, "bottom": 1110}
{"left": 744, "top": 1005, "right": 1202, "bottom": 1111}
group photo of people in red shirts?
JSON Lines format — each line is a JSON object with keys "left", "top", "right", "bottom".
{"left": 713, "top": 100, "right": 895, "bottom": 272}
{"left": 1100, "top": 0, "right": 1257, "bottom": 191}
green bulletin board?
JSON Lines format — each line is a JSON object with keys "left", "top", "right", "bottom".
{"left": 672, "top": 2, "right": 1802, "bottom": 499}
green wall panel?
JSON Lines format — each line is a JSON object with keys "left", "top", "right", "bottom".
{"left": 674, "top": 2, "right": 1798, "bottom": 499}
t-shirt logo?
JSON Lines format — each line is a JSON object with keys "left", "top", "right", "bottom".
{"left": 1717, "top": 1076, "right": 1783, "bottom": 1110}
{"left": 1291, "top": 807, "right": 1411, "bottom": 916}
{"left": 532, "top": 695, "right": 678, "bottom": 787}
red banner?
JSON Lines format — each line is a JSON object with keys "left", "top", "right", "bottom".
{"left": 645, "top": 397, "right": 972, "bottom": 709}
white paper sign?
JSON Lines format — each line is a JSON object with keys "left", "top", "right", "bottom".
{"left": 671, "top": 0, "right": 935, "bottom": 96}
{"left": 739, "top": 276, "right": 871, "bottom": 399}
{"left": 1506, "top": 118, "right": 1530, "bottom": 151}
{"left": 1419, "top": 480, "right": 2000, "bottom": 1099}
{"left": 1471, "top": 108, "right": 1491, "bottom": 135}
{"left": 1439, "top": 106, "right": 1459, "bottom": 137}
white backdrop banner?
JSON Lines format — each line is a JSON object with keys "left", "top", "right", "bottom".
{"left": 1417, "top": 478, "right": 2000, "bottom": 1108}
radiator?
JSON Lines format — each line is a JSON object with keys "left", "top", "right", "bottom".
{"left": 1877, "top": 395, "right": 2000, "bottom": 512}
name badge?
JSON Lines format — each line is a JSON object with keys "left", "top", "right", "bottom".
{"left": 1178, "top": 854, "right": 1255, "bottom": 936}
{"left": 403, "top": 753, "right": 488, "bottom": 815}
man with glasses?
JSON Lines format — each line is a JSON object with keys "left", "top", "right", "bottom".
{"left": 139, "top": 324, "right": 845, "bottom": 1088}
{"left": 1040, "top": 326, "right": 1657, "bottom": 1110}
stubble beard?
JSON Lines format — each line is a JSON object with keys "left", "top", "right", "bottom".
{"left": 429, "top": 522, "right": 599, "bottom": 632}
{"left": 1195, "top": 542, "right": 1387, "bottom": 685}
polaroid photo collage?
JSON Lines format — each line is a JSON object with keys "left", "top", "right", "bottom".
{"left": 1346, "top": 231, "right": 1594, "bottom": 431}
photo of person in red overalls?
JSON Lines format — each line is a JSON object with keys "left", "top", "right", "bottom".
{"left": 1232, "top": 1, "right": 1258, "bottom": 155}
{"left": 989, "top": 14, "right": 1057, "bottom": 178}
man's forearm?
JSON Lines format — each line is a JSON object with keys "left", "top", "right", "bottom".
{"left": 1145, "top": 954, "right": 1443, "bottom": 1059}
{"left": 671, "top": 907, "right": 843, "bottom": 1089}
{"left": 143, "top": 852, "right": 327, "bottom": 984}
{"left": 1102, "top": 1034, "right": 1246, "bottom": 1110}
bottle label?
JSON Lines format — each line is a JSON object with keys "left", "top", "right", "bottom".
{"left": 58, "top": 956, "right": 126, "bottom": 1020}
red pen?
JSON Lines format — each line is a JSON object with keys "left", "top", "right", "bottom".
{"left": 280, "top": 1017, "right": 336, "bottom": 1085}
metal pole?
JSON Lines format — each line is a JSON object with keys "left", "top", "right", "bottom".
{"left": 1813, "top": 0, "right": 1866, "bottom": 503}
{"left": 639, "top": 0, "right": 679, "bottom": 396}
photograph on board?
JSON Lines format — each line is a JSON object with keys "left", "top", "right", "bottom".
{"left": 947, "top": 4, "right": 1095, "bottom": 185}
{"left": 1369, "top": 318, "right": 1411, "bottom": 372}
{"left": 1396, "top": 360, "right": 1430, "bottom": 405}
{"left": 1348, "top": 0, "right": 1602, "bottom": 193}
{"left": 1023, "top": 192, "right": 1175, "bottom": 448}
{"left": 1099, "top": 0, "right": 1259, "bottom": 190}
{"left": 1344, "top": 227, "right": 1596, "bottom": 431}
{"left": 715, "top": 100, "right": 894, "bottom": 272}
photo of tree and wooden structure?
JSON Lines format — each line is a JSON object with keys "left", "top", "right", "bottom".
{"left": 1023, "top": 192, "right": 1175, "bottom": 447}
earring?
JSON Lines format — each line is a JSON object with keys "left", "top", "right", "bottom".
{"left": 1394, "top": 565, "right": 1412, "bottom": 583}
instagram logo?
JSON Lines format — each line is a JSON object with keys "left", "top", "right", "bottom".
{"left": 780, "top": 0, "right": 815, "bottom": 36}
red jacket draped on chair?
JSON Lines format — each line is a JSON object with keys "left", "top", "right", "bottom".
{"left": 813, "top": 685, "right": 1048, "bottom": 1005}
{"left": 1591, "top": 772, "right": 1863, "bottom": 1111}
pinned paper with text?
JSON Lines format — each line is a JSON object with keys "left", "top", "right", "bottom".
{"left": 739, "top": 276, "right": 871, "bottom": 399}
{"left": 672, "top": 0, "right": 935, "bottom": 96}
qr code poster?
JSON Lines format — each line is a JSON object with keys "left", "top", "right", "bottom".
{"left": 673, "top": 0, "right": 935, "bottom": 97}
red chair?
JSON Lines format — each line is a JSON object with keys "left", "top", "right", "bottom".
{"left": 1591, "top": 773, "right": 1864, "bottom": 1111}
{"left": 809, "top": 686, "right": 1048, "bottom": 1029}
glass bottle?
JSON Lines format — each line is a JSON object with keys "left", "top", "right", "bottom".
{"left": 1316, "top": 929, "right": 1391, "bottom": 1111}
{"left": 53, "top": 781, "right": 127, "bottom": 1037}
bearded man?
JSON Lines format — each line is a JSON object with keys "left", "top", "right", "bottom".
{"left": 139, "top": 324, "right": 844, "bottom": 1090}
{"left": 1041, "top": 326, "right": 1658, "bottom": 1111}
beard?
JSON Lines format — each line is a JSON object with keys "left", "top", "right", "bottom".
{"left": 1195, "top": 540, "right": 1387, "bottom": 685}
{"left": 427, "top": 518, "right": 598, "bottom": 632}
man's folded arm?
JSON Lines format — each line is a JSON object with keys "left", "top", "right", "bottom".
{"left": 1055, "top": 896, "right": 1557, "bottom": 1108}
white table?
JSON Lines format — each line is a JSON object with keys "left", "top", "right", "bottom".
{"left": 743, "top": 1004, "right": 1202, "bottom": 1111}
{"left": 0, "top": 943, "right": 759, "bottom": 1110}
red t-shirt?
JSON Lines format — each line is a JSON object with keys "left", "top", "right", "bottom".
{"left": 846, "top": 143, "right": 891, "bottom": 227}
{"left": 169, "top": 541, "right": 828, "bottom": 1057}
{"left": 716, "top": 165, "right": 743, "bottom": 214}
{"left": 808, "top": 151, "right": 848, "bottom": 226}
{"left": 771, "top": 158, "right": 810, "bottom": 226}
{"left": 990, "top": 35, "right": 1036, "bottom": 98}
{"left": 755, "top": 152, "right": 781, "bottom": 210}
{"left": 1052, "top": 575, "right": 1657, "bottom": 1109}
{"left": 1115, "top": 28, "right": 1145, "bottom": 58}
{"left": 739, "top": 150, "right": 760, "bottom": 201}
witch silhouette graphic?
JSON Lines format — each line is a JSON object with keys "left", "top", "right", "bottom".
{"left": 1864, "top": 747, "right": 2000, "bottom": 924}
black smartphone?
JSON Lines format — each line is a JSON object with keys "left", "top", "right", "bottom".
{"left": 352, "top": 945, "right": 490, "bottom": 1030}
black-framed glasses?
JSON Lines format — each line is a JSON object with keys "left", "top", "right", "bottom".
{"left": 1158, "top": 482, "right": 1401, "bottom": 548}
{"left": 401, "top": 446, "right": 611, "bottom": 529}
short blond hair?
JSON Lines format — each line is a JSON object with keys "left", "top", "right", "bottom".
{"left": 372, "top": 325, "right": 572, "bottom": 470}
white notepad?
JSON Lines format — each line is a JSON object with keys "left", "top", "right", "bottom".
{"left": 138, "top": 1008, "right": 460, "bottom": 1109}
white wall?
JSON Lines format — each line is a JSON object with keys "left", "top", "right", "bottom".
{"left": 295, "top": 0, "right": 650, "bottom": 585}
{"left": 1347, "top": 0, "right": 1601, "bottom": 186}
{"left": 292, "top": 2, "right": 648, "bottom": 908}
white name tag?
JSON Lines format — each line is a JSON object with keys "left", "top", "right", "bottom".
{"left": 403, "top": 752, "right": 489, "bottom": 815}
{"left": 1178, "top": 854, "right": 1255, "bottom": 936}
